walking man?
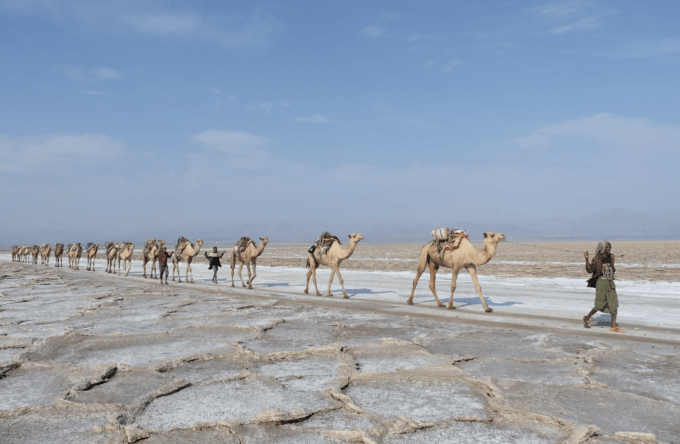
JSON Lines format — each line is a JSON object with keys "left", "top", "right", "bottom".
{"left": 583, "top": 240, "right": 624, "bottom": 333}
{"left": 158, "top": 246, "right": 173, "bottom": 285}
{"left": 205, "top": 246, "right": 225, "bottom": 284}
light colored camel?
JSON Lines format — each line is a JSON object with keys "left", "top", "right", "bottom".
{"left": 32, "top": 245, "right": 40, "bottom": 264}
{"left": 11, "top": 246, "right": 18, "bottom": 261}
{"left": 68, "top": 243, "right": 82, "bottom": 270}
{"left": 142, "top": 239, "right": 165, "bottom": 279}
{"left": 231, "top": 237, "right": 269, "bottom": 289}
{"left": 23, "top": 246, "right": 31, "bottom": 263}
{"left": 105, "top": 242, "right": 119, "bottom": 273}
{"left": 20, "top": 246, "right": 27, "bottom": 262}
{"left": 117, "top": 242, "right": 134, "bottom": 277}
{"left": 172, "top": 239, "right": 204, "bottom": 283}
{"left": 85, "top": 244, "right": 99, "bottom": 271}
{"left": 305, "top": 233, "right": 364, "bottom": 298}
{"left": 40, "top": 244, "right": 51, "bottom": 266}
{"left": 54, "top": 244, "right": 64, "bottom": 267}
{"left": 407, "top": 232, "right": 506, "bottom": 311}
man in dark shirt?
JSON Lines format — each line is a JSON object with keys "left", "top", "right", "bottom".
{"left": 205, "top": 247, "right": 224, "bottom": 284}
{"left": 158, "top": 247, "right": 174, "bottom": 285}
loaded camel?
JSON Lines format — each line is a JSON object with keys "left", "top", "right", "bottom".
{"left": 142, "top": 239, "right": 164, "bottom": 279}
{"left": 40, "top": 244, "right": 51, "bottom": 266}
{"left": 32, "top": 245, "right": 40, "bottom": 264}
{"left": 231, "top": 237, "right": 269, "bottom": 289}
{"left": 305, "top": 232, "right": 364, "bottom": 298}
{"left": 407, "top": 231, "right": 506, "bottom": 312}
{"left": 68, "top": 243, "right": 82, "bottom": 270}
{"left": 54, "top": 244, "right": 64, "bottom": 267}
{"left": 11, "top": 246, "right": 18, "bottom": 261}
{"left": 23, "top": 246, "right": 31, "bottom": 263}
{"left": 117, "top": 242, "right": 134, "bottom": 277}
{"left": 172, "top": 237, "right": 203, "bottom": 283}
{"left": 105, "top": 242, "right": 118, "bottom": 273}
{"left": 85, "top": 243, "right": 99, "bottom": 271}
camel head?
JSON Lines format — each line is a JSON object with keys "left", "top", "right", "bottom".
{"left": 196, "top": 239, "right": 204, "bottom": 247}
{"left": 348, "top": 233, "right": 364, "bottom": 244}
{"left": 483, "top": 232, "right": 506, "bottom": 244}
{"left": 159, "top": 240, "right": 165, "bottom": 246}
{"left": 259, "top": 237, "right": 269, "bottom": 246}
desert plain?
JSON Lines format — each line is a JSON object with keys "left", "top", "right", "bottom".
{"left": 0, "top": 240, "right": 679, "bottom": 443}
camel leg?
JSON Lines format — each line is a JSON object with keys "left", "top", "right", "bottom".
{"left": 187, "top": 259, "right": 193, "bottom": 283}
{"left": 326, "top": 269, "right": 335, "bottom": 297}
{"left": 304, "top": 256, "right": 315, "bottom": 294}
{"left": 238, "top": 262, "right": 246, "bottom": 287}
{"left": 407, "top": 252, "right": 430, "bottom": 305}
{"left": 246, "top": 262, "right": 253, "bottom": 289}
{"left": 312, "top": 265, "right": 321, "bottom": 296}
{"left": 428, "top": 262, "right": 445, "bottom": 308}
{"left": 335, "top": 267, "right": 350, "bottom": 299}
{"left": 231, "top": 252, "right": 236, "bottom": 287}
{"left": 151, "top": 259, "right": 157, "bottom": 279}
{"left": 125, "top": 259, "right": 131, "bottom": 277}
{"left": 467, "top": 265, "right": 492, "bottom": 313}
{"left": 447, "top": 268, "right": 460, "bottom": 309}
{"left": 249, "top": 260, "right": 257, "bottom": 289}
{"left": 143, "top": 259, "right": 147, "bottom": 278}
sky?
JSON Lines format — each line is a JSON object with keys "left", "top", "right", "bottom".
{"left": 1, "top": 0, "right": 679, "bottom": 241}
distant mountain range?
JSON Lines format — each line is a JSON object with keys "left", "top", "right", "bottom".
{"left": 2, "top": 210, "right": 679, "bottom": 246}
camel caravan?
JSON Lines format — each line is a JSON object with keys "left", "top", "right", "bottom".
{"left": 7, "top": 227, "right": 506, "bottom": 313}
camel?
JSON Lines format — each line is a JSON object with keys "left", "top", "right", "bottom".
{"left": 23, "top": 246, "right": 31, "bottom": 263}
{"left": 305, "top": 233, "right": 364, "bottom": 298}
{"left": 68, "top": 243, "right": 82, "bottom": 270}
{"left": 54, "top": 244, "right": 64, "bottom": 267}
{"left": 407, "top": 231, "right": 506, "bottom": 312}
{"left": 85, "top": 243, "right": 99, "bottom": 271}
{"left": 142, "top": 239, "right": 164, "bottom": 279}
{"left": 11, "top": 246, "right": 18, "bottom": 261}
{"left": 40, "top": 244, "right": 51, "bottom": 266}
{"left": 117, "top": 242, "right": 134, "bottom": 277}
{"left": 32, "top": 245, "right": 40, "bottom": 264}
{"left": 105, "top": 242, "right": 119, "bottom": 273}
{"left": 172, "top": 237, "right": 203, "bottom": 283}
{"left": 231, "top": 237, "right": 269, "bottom": 289}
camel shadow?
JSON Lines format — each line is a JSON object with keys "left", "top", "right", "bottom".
{"left": 345, "top": 288, "right": 394, "bottom": 298}
{"left": 260, "top": 282, "right": 291, "bottom": 288}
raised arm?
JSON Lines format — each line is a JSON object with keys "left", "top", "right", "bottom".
{"left": 584, "top": 251, "right": 593, "bottom": 273}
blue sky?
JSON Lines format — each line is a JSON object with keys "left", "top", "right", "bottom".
{"left": 1, "top": 0, "right": 679, "bottom": 238}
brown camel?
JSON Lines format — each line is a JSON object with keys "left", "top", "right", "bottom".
{"left": 407, "top": 231, "right": 506, "bottom": 311}
{"left": 117, "top": 242, "right": 134, "bottom": 277}
{"left": 32, "top": 245, "right": 40, "bottom": 264}
{"left": 305, "top": 233, "right": 364, "bottom": 298}
{"left": 11, "top": 246, "right": 19, "bottom": 261}
{"left": 85, "top": 243, "right": 99, "bottom": 271}
{"left": 172, "top": 238, "right": 204, "bottom": 283}
{"left": 105, "top": 242, "right": 119, "bottom": 273}
{"left": 230, "top": 237, "right": 269, "bottom": 289}
{"left": 142, "top": 239, "right": 164, "bottom": 279}
{"left": 68, "top": 243, "right": 82, "bottom": 270}
{"left": 54, "top": 244, "right": 64, "bottom": 267}
{"left": 40, "top": 244, "right": 51, "bottom": 266}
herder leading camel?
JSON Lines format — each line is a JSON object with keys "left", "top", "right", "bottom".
{"left": 231, "top": 237, "right": 269, "bottom": 289}
{"left": 407, "top": 232, "right": 506, "bottom": 312}
{"left": 305, "top": 233, "right": 364, "bottom": 298}
{"left": 142, "top": 239, "right": 164, "bottom": 279}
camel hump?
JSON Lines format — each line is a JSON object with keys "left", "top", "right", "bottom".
{"left": 176, "top": 236, "right": 194, "bottom": 254}
{"left": 235, "top": 236, "right": 254, "bottom": 252}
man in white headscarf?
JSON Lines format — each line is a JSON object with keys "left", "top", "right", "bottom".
{"left": 205, "top": 246, "right": 224, "bottom": 284}
{"left": 583, "top": 240, "right": 624, "bottom": 333}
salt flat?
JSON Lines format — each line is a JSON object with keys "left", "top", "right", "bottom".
{"left": 1, "top": 252, "right": 679, "bottom": 443}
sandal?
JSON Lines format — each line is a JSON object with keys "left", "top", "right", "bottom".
{"left": 610, "top": 327, "right": 625, "bottom": 333}
{"left": 583, "top": 316, "right": 591, "bottom": 328}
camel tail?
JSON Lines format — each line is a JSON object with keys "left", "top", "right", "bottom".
{"left": 305, "top": 258, "right": 310, "bottom": 269}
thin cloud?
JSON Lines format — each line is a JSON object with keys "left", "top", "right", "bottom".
{"left": 193, "top": 130, "right": 270, "bottom": 158}
{"left": 442, "top": 59, "right": 464, "bottom": 73}
{"left": 361, "top": 25, "right": 385, "bottom": 38}
{"left": 64, "top": 66, "right": 121, "bottom": 83}
{"left": 84, "top": 90, "right": 116, "bottom": 96}
{"left": 551, "top": 16, "right": 602, "bottom": 35}
{"left": 0, "top": 133, "right": 126, "bottom": 174}
{"left": 535, "top": 1, "right": 606, "bottom": 35}
{"left": 294, "top": 115, "right": 329, "bottom": 123}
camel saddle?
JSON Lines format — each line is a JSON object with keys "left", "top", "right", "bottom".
{"left": 236, "top": 236, "right": 255, "bottom": 253}
{"left": 105, "top": 242, "right": 116, "bottom": 253}
{"left": 85, "top": 243, "right": 94, "bottom": 251}
{"left": 176, "top": 237, "right": 194, "bottom": 254}
{"left": 143, "top": 238, "right": 157, "bottom": 255}
{"left": 308, "top": 232, "right": 341, "bottom": 254}
{"left": 432, "top": 228, "right": 467, "bottom": 257}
